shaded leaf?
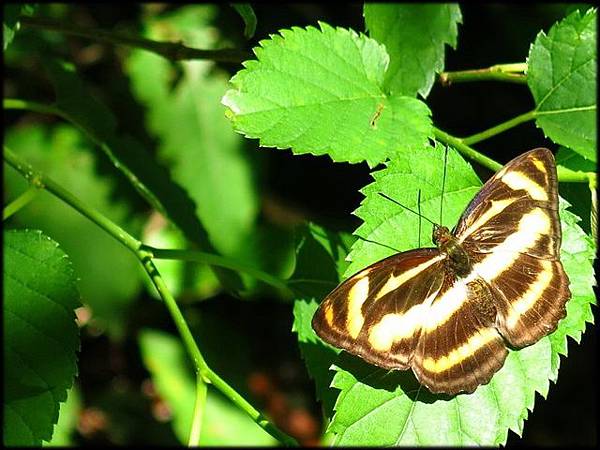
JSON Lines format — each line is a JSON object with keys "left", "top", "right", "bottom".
{"left": 4, "top": 229, "right": 81, "bottom": 446}
{"left": 223, "top": 22, "right": 432, "bottom": 167}
{"left": 291, "top": 224, "right": 354, "bottom": 417}
{"left": 125, "top": 5, "right": 260, "bottom": 257}
{"left": 4, "top": 125, "right": 142, "bottom": 338}
{"left": 364, "top": 3, "right": 462, "bottom": 98}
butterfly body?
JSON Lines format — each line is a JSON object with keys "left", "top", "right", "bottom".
{"left": 312, "top": 148, "right": 570, "bottom": 395}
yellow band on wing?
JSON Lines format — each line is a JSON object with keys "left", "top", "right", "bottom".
{"left": 422, "top": 328, "right": 498, "bottom": 373}
{"left": 501, "top": 171, "right": 548, "bottom": 201}
{"left": 505, "top": 260, "right": 553, "bottom": 328}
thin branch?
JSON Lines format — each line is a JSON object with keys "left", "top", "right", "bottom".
{"left": 19, "top": 15, "right": 252, "bottom": 63}
{"left": 439, "top": 63, "right": 528, "bottom": 85}
{"left": 433, "top": 127, "right": 595, "bottom": 185}
{"left": 3, "top": 185, "right": 40, "bottom": 220}
{"left": 147, "top": 247, "right": 293, "bottom": 298}
{"left": 461, "top": 110, "right": 536, "bottom": 146}
{"left": 3, "top": 146, "right": 298, "bottom": 447}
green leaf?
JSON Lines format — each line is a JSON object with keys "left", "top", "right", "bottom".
{"left": 125, "top": 5, "right": 260, "bottom": 257}
{"left": 4, "top": 229, "right": 81, "bottom": 446}
{"left": 291, "top": 224, "right": 354, "bottom": 418}
{"left": 364, "top": 4, "right": 462, "bottom": 98}
{"left": 138, "top": 329, "right": 276, "bottom": 445}
{"left": 223, "top": 22, "right": 432, "bottom": 167}
{"left": 313, "top": 146, "right": 596, "bottom": 445}
{"left": 527, "top": 8, "right": 597, "bottom": 161}
{"left": 556, "top": 146, "right": 596, "bottom": 234}
{"left": 44, "top": 386, "right": 81, "bottom": 447}
{"left": 4, "top": 124, "right": 143, "bottom": 338}
{"left": 231, "top": 3, "right": 257, "bottom": 39}
{"left": 345, "top": 144, "right": 480, "bottom": 277}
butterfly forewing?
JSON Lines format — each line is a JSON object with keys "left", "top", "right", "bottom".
{"left": 312, "top": 147, "right": 571, "bottom": 395}
{"left": 453, "top": 148, "right": 570, "bottom": 348}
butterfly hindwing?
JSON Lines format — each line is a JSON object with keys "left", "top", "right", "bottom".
{"left": 413, "top": 276, "right": 508, "bottom": 394}
{"left": 312, "top": 249, "right": 445, "bottom": 370}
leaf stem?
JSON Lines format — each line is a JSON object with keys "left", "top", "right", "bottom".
{"left": 188, "top": 375, "right": 207, "bottom": 446}
{"left": 148, "top": 247, "right": 293, "bottom": 297}
{"left": 3, "top": 185, "right": 40, "bottom": 220}
{"left": 18, "top": 15, "right": 251, "bottom": 63}
{"left": 433, "top": 128, "right": 595, "bottom": 184}
{"left": 433, "top": 127, "right": 502, "bottom": 172}
{"left": 439, "top": 63, "right": 528, "bottom": 85}
{"left": 2, "top": 146, "right": 298, "bottom": 447}
{"left": 461, "top": 110, "right": 537, "bottom": 146}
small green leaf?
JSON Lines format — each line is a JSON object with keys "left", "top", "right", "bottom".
{"left": 231, "top": 3, "right": 257, "bottom": 39}
{"left": 556, "top": 146, "right": 596, "bottom": 234}
{"left": 527, "top": 8, "right": 597, "bottom": 161}
{"left": 223, "top": 22, "right": 432, "bottom": 167}
{"left": 291, "top": 224, "right": 354, "bottom": 418}
{"left": 364, "top": 4, "right": 462, "bottom": 98}
{"left": 4, "top": 229, "right": 81, "bottom": 446}
{"left": 138, "top": 329, "right": 276, "bottom": 445}
{"left": 314, "top": 147, "right": 595, "bottom": 445}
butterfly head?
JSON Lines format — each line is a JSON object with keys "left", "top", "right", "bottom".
{"left": 432, "top": 224, "right": 451, "bottom": 247}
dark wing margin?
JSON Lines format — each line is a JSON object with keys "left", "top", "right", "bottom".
{"left": 312, "top": 248, "right": 445, "bottom": 370}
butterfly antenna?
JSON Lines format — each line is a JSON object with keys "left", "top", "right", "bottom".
{"left": 440, "top": 146, "right": 449, "bottom": 226}
{"left": 417, "top": 189, "right": 422, "bottom": 248}
{"left": 378, "top": 192, "right": 436, "bottom": 226}
{"left": 355, "top": 235, "right": 401, "bottom": 253}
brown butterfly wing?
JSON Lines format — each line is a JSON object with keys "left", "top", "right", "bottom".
{"left": 453, "top": 148, "right": 570, "bottom": 348}
{"left": 312, "top": 248, "right": 445, "bottom": 370}
{"left": 412, "top": 276, "right": 508, "bottom": 394}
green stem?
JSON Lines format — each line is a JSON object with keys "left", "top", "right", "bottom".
{"left": 461, "top": 110, "right": 537, "bottom": 146}
{"left": 3, "top": 146, "right": 141, "bottom": 252}
{"left": 434, "top": 128, "right": 595, "bottom": 184}
{"left": 433, "top": 127, "right": 502, "bottom": 173}
{"left": 19, "top": 15, "right": 251, "bottom": 63}
{"left": 188, "top": 375, "right": 207, "bottom": 446}
{"left": 3, "top": 185, "right": 40, "bottom": 220}
{"left": 4, "top": 98, "right": 167, "bottom": 220}
{"left": 148, "top": 247, "right": 292, "bottom": 297}
{"left": 3, "top": 146, "right": 298, "bottom": 447}
{"left": 439, "top": 63, "right": 528, "bottom": 85}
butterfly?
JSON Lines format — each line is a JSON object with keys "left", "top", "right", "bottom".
{"left": 312, "top": 148, "right": 571, "bottom": 395}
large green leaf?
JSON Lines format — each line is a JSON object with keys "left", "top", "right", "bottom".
{"left": 305, "top": 146, "right": 595, "bottom": 445}
{"left": 4, "top": 229, "right": 81, "bottom": 446}
{"left": 527, "top": 8, "right": 597, "bottom": 161}
{"left": 41, "top": 58, "right": 216, "bottom": 254}
{"left": 4, "top": 125, "right": 142, "bottom": 338}
{"left": 364, "top": 4, "right": 462, "bottom": 98}
{"left": 138, "top": 329, "right": 276, "bottom": 445}
{"left": 223, "top": 22, "right": 432, "bottom": 167}
{"left": 125, "top": 5, "right": 260, "bottom": 256}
